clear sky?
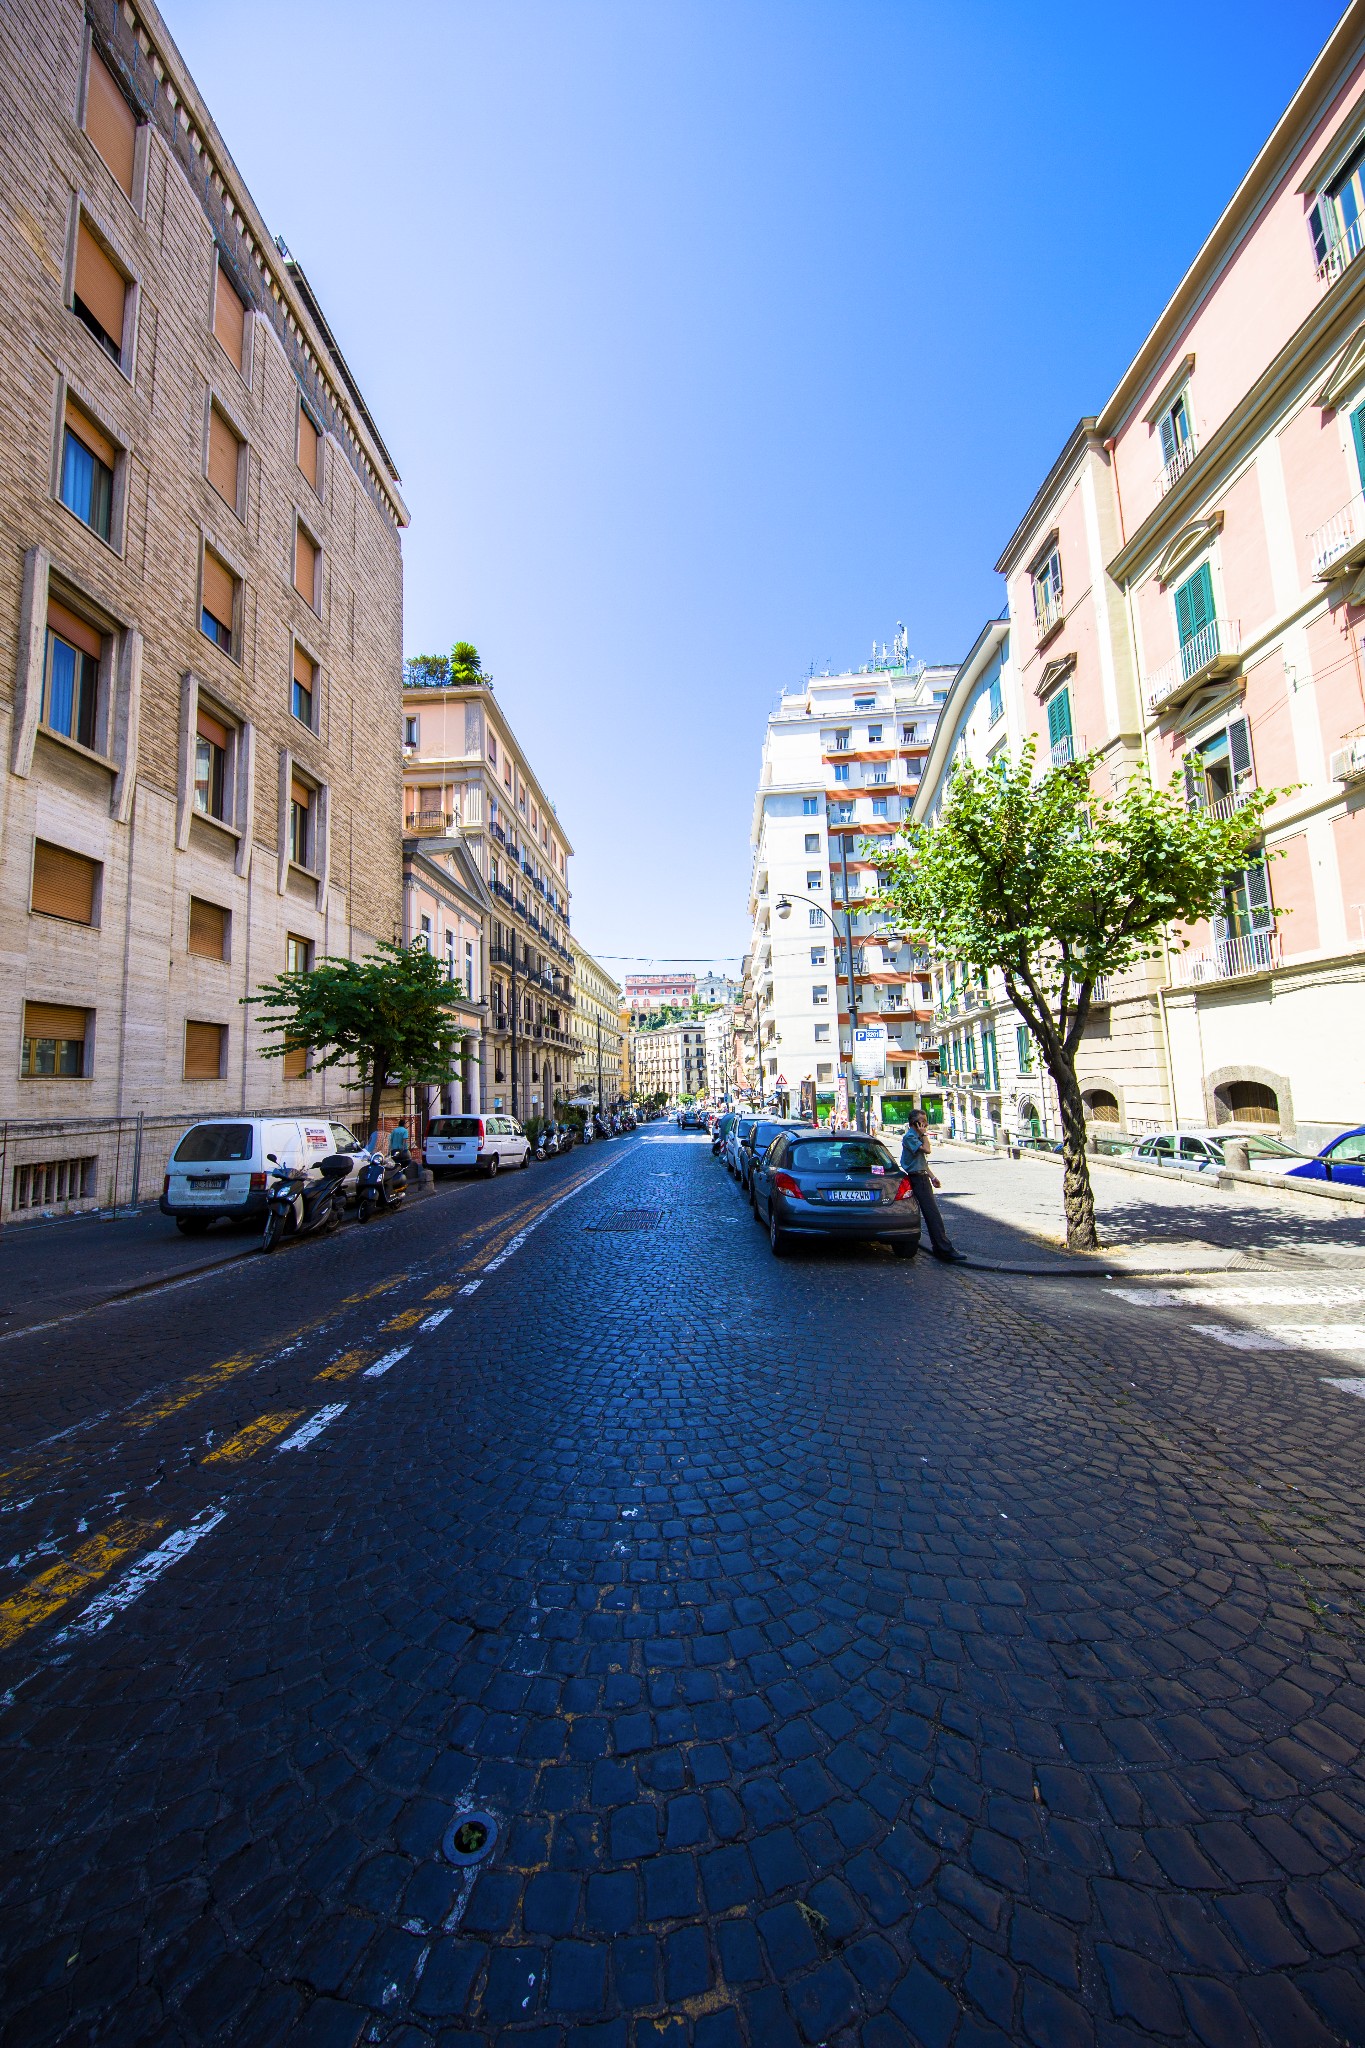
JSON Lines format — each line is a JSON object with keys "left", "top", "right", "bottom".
{"left": 170, "top": 0, "right": 1341, "bottom": 977}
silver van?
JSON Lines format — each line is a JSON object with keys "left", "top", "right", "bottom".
{"left": 424, "top": 1113, "right": 530, "bottom": 1178}
{"left": 160, "top": 1117, "right": 369, "bottom": 1232}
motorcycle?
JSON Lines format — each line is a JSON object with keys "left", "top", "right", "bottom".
{"left": 532, "top": 1124, "right": 550, "bottom": 1162}
{"left": 356, "top": 1148, "right": 408, "bottom": 1222}
{"left": 261, "top": 1152, "right": 351, "bottom": 1252}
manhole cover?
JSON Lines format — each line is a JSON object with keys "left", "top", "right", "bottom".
{"left": 590, "top": 1208, "right": 664, "bottom": 1232}
{"left": 443, "top": 1809, "right": 498, "bottom": 1866}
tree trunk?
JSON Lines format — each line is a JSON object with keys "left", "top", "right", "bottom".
{"left": 1047, "top": 1050, "right": 1099, "bottom": 1251}
{"left": 366, "top": 1055, "right": 386, "bottom": 1146}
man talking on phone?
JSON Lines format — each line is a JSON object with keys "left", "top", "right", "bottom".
{"left": 900, "top": 1111, "right": 966, "bottom": 1262}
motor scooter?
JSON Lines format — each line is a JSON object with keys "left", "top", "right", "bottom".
{"left": 532, "top": 1124, "right": 550, "bottom": 1162}
{"left": 261, "top": 1153, "right": 351, "bottom": 1252}
{"left": 356, "top": 1148, "right": 408, "bottom": 1222}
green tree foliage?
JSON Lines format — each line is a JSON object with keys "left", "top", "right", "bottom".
{"left": 403, "top": 652, "right": 450, "bottom": 688}
{"left": 246, "top": 940, "right": 466, "bottom": 1140}
{"left": 876, "top": 744, "right": 1281, "bottom": 1249}
{"left": 450, "top": 641, "right": 483, "bottom": 682}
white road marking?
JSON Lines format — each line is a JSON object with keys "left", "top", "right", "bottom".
{"left": 482, "top": 1157, "right": 630, "bottom": 1274}
{"left": 362, "top": 1349, "right": 411, "bottom": 1380}
{"left": 1324, "top": 1378, "right": 1365, "bottom": 1398}
{"left": 52, "top": 1505, "right": 227, "bottom": 1644}
{"left": 1193, "top": 1323, "right": 1365, "bottom": 1353}
{"left": 1109, "top": 1284, "right": 1365, "bottom": 1309}
{"left": 458, "top": 1281, "right": 482, "bottom": 1297}
{"left": 276, "top": 1403, "right": 348, "bottom": 1449}
{"left": 418, "top": 1310, "right": 452, "bottom": 1331}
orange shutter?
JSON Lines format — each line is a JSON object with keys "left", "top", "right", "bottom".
{"left": 24, "top": 1002, "right": 89, "bottom": 1039}
{"left": 290, "top": 778, "right": 312, "bottom": 810}
{"left": 196, "top": 706, "right": 229, "bottom": 750}
{"left": 201, "top": 551, "right": 236, "bottom": 633}
{"left": 64, "top": 397, "right": 117, "bottom": 471}
{"left": 31, "top": 843, "right": 98, "bottom": 924}
{"left": 297, "top": 406, "right": 319, "bottom": 489}
{"left": 74, "top": 221, "right": 127, "bottom": 349}
{"left": 213, "top": 262, "right": 245, "bottom": 371}
{"left": 84, "top": 49, "right": 137, "bottom": 197}
{"left": 293, "top": 525, "right": 318, "bottom": 607}
{"left": 283, "top": 1043, "right": 308, "bottom": 1079}
{"left": 184, "top": 1020, "right": 225, "bottom": 1079}
{"left": 293, "top": 644, "right": 315, "bottom": 691}
{"left": 188, "top": 897, "right": 228, "bottom": 959}
{"left": 207, "top": 408, "right": 241, "bottom": 508}
{"left": 47, "top": 598, "right": 104, "bottom": 660}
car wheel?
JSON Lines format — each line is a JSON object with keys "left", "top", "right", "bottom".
{"left": 893, "top": 1239, "right": 919, "bottom": 1259}
{"left": 176, "top": 1216, "right": 210, "bottom": 1235}
{"left": 520, "top": 1147, "right": 531, "bottom": 1169}
{"left": 485, "top": 1154, "right": 499, "bottom": 1178}
{"left": 768, "top": 1209, "right": 787, "bottom": 1258}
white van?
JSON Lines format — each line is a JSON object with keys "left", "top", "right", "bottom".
{"left": 160, "top": 1117, "right": 370, "bottom": 1233}
{"left": 424, "top": 1114, "right": 530, "bottom": 1178}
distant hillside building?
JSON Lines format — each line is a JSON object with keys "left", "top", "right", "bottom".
{"left": 625, "top": 971, "right": 694, "bottom": 1013}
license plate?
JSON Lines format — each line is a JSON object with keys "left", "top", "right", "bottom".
{"left": 193, "top": 1175, "right": 228, "bottom": 1191}
{"left": 825, "top": 1189, "right": 876, "bottom": 1204}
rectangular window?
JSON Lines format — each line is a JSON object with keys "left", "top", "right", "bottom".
{"left": 21, "top": 1003, "right": 88, "bottom": 1078}
{"left": 73, "top": 219, "right": 127, "bottom": 363}
{"left": 213, "top": 258, "right": 246, "bottom": 373}
{"left": 1016, "top": 1024, "right": 1033, "bottom": 1071}
{"left": 31, "top": 842, "right": 99, "bottom": 925}
{"left": 804, "top": 833, "right": 820, "bottom": 852}
{"left": 1032, "top": 543, "right": 1063, "bottom": 632}
{"left": 188, "top": 897, "right": 229, "bottom": 960}
{"left": 872, "top": 796, "right": 888, "bottom": 817}
{"left": 814, "top": 1023, "right": 830, "bottom": 1044}
{"left": 297, "top": 403, "right": 320, "bottom": 491}
{"left": 292, "top": 644, "right": 317, "bottom": 729}
{"left": 294, "top": 523, "right": 319, "bottom": 610}
{"left": 1046, "top": 687, "right": 1074, "bottom": 766}
{"left": 44, "top": 600, "right": 102, "bottom": 750}
{"left": 833, "top": 729, "right": 850, "bottom": 750}
{"left": 200, "top": 549, "right": 237, "bottom": 654}
{"left": 285, "top": 933, "right": 313, "bottom": 975}
{"left": 809, "top": 907, "right": 825, "bottom": 927}
{"left": 988, "top": 676, "right": 1003, "bottom": 725}
{"left": 833, "top": 762, "right": 850, "bottom": 783}
{"left": 1311, "top": 144, "right": 1365, "bottom": 274}
{"left": 404, "top": 715, "right": 418, "bottom": 748}
{"left": 1158, "top": 389, "right": 1195, "bottom": 486}
{"left": 1174, "top": 562, "right": 1216, "bottom": 677}
{"left": 192, "top": 706, "right": 229, "bottom": 820}
{"left": 854, "top": 696, "right": 874, "bottom": 711}
{"left": 812, "top": 985, "right": 829, "bottom": 1006}
{"left": 184, "top": 1019, "right": 226, "bottom": 1080}
{"left": 289, "top": 779, "right": 313, "bottom": 867}
{"left": 12, "top": 1157, "right": 96, "bottom": 1211}
{"left": 810, "top": 947, "right": 826, "bottom": 964}
{"left": 802, "top": 796, "right": 818, "bottom": 815}
{"left": 60, "top": 399, "right": 115, "bottom": 540}
{"left": 806, "top": 871, "right": 822, "bottom": 889}
{"left": 207, "top": 406, "right": 243, "bottom": 514}
{"left": 867, "top": 723, "right": 882, "bottom": 743}
{"left": 84, "top": 46, "right": 138, "bottom": 198}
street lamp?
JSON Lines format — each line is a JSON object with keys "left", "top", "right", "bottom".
{"left": 775, "top": 883, "right": 865, "bottom": 1132}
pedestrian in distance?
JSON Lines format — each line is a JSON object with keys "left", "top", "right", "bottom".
{"left": 388, "top": 1119, "right": 412, "bottom": 1177}
{"left": 900, "top": 1111, "right": 966, "bottom": 1262}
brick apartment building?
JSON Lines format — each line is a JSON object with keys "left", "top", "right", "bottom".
{"left": 0, "top": 0, "right": 407, "bottom": 1196}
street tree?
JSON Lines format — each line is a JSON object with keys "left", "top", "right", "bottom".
{"left": 876, "top": 744, "right": 1281, "bottom": 1250}
{"left": 246, "top": 940, "right": 467, "bottom": 1140}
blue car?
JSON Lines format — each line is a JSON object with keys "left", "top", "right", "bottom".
{"left": 1287, "top": 1126, "right": 1365, "bottom": 1188}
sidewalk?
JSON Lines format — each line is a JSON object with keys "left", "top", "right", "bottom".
{"left": 932, "top": 1143, "right": 1365, "bottom": 1273}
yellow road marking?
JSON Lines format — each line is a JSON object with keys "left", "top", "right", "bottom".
{"left": 129, "top": 1353, "right": 261, "bottom": 1429}
{"left": 315, "top": 1351, "right": 371, "bottom": 1382}
{"left": 0, "top": 1516, "right": 165, "bottom": 1650}
{"left": 424, "top": 1284, "right": 455, "bottom": 1300}
{"left": 382, "top": 1307, "right": 424, "bottom": 1331}
{"left": 343, "top": 1274, "right": 410, "bottom": 1305}
{"left": 202, "top": 1410, "right": 308, "bottom": 1464}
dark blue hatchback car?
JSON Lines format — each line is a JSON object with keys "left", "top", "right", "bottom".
{"left": 1287, "top": 1126, "right": 1365, "bottom": 1188}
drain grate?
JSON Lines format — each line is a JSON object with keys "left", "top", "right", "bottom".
{"left": 590, "top": 1207, "right": 664, "bottom": 1232}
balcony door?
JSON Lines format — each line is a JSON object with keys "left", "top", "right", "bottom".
{"left": 1174, "top": 563, "right": 1215, "bottom": 680}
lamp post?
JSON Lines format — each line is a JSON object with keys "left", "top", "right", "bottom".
{"left": 775, "top": 883, "right": 865, "bottom": 1132}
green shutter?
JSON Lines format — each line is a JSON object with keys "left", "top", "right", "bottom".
{"left": 1351, "top": 404, "right": 1365, "bottom": 491}
{"left": 1047, "top": 689, "right": 1073, "bottom": 748}
{"left": 1174, "top": 564, "right": 1214, "bottom": 648}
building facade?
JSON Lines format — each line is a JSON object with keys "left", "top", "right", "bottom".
{"left": 746, "top": 649, "right": 951, "bottom": 1125}
{"left": 624, "top": 971, "right": 694, "bottom": 1015}
{"left": 630, "top": 1018, "right": 707, "bottom": 1103}
{"left": 571, "top": 939, "right": 623, "bottom": 1107}
{"left": 702, "top": 1003, "right": 737, "bottom": 1103}
{"left": 0, "top": 0, "right": 407, "bottom": 1219}
{"left": 401, "top": 830, "right": 491, "bottom": 1117}
{"left": 401, "top": 678, "right": 574, "bottom": 1122}
{"left": 695, "top": 971, "right": 737, "bottom": 1007}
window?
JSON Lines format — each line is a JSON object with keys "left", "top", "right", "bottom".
{"left": 207, "top": 405, "right": 243, "bottom": 515}
{"left": 194, "top": 706, "right": 229, "bottom": 819}
{"left": 814, "top": 1023, "right": 830, "bottom": 1044}
{"left": 297, "top": 402, "right": 321, "bottom": 492}
{"left": 1046, "top": 687, "right": 1074, "bottom": 767}
{"left": 60, "top": 399, "right": 115, "bottom": 541}
{"left": 403, "top": 714, "right": 419, "bottom": 749}
{"left": 418, "top": 914, "right": 433, "bottom": 948}
{"left": 809, "top": 907, "right": 824, "bottom": 927}
{"left": 1032, "top": 543, "right": 1063, "bottom": 633}
{"left": 289, "top": 779, "right": 313, "bottom": 867}
{"left": 200, "top": 549, "right": 237, "bottom": 655}
{"left": 804, "top": 832, "right": 820, "bottom": 853}
{"left": 213, "top": 258, "right": 247, "bottom": 374}
{"left": 802, "top": 796, "right": 818, "bottom": 815}
{"left": 810, "top": 946, "right": 826, "bottom": 964}
{"left": 294, "top": 522, "right": 319, "bottom": 610}
{"left": 31, "top": 842, "right": 99, "bottom": 925}
{"left": 12, "top": 1157, "right": 95, "bottom": 1211}
{"left": 870, "top": 765, "right": 888, "bottom": 785}
{"left": 854, "top": 697, "right": 874, "bottom": 711}
{"left": 21, "top": 1003, "right": 88, "bottom": 1078}
{"left": 988, "top": 676, "right": 1003, "bottom": 725}
{"left": 184, "top": 1020, "right": 226, "bottom": 1081}
{"left": 806, "top": 871, "right": 822, "bottom": 890}
{"left": 188, "top": 897, "right": 228, "bottom": 961}
{"left": 872, "top": 796, "right": 888, "bottom": 818}
{"left": 465, "top": 939, "right": 475, "bottom": 995}
{"left": 829, "top": 800, "right": 853, "bottom": 824}
{"left": 286, "top": 933, "right": 313, "bottom": 975}
{"left": 902, "top": 724, "right": 916, "bottom": 743}
{"left": 867, "top": 723, "right": 882, "bottom": 743}
{"left": 1311, "top": 143, "right": 1365, "bottom": 275}
{"left": 44, "top": 600, "right": 101, "bottom": 750}
{"left": 1016, "top": 1024, "right": 1033, "bottom": 1072}
{"left": 72, "top": 218, "right": 128, "bottom": 364}
{"left": 833, "top": 762, "right": 850, "bottom": 783}
{"left": 812, "top": 985, "right": 829, "bottom": 1006}
{"left": 1174, "top": 562, "right": 1216, "bottom": 677}
{"left": 1158, "top": 389, "right": 1195, "bottom": 487}
{"left": 84, "top": 46, "right": 138, "bottom": 199}
{"left": 832, "top": 729, "right": 850, "bottom": 750}
{"left": 816, "top": 1062, "right": 834, "bottom": 1082}
{"left": 292, "top": 644, "right": 317, "bottom": 729}
{"left": 1184, "top": 716, "right": 1254, "bottom": 813}
{"left": 1218, "top": 858, "right": 1273, "bottom": 941}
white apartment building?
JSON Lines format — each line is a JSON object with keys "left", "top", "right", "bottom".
{"left": 630, "top": 1017, "right": 707, "bottom": 1103}
{"left": 746, "top": 644, "right": 953, "bottom": 1127}
{"left": 702, "top": 1003, "right": 737, "bottom": 1102}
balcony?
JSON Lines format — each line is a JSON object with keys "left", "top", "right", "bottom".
{"left": 405, "top": 809, "right": 453, "bottom": 835}
{"left": 1310, "top": 494, "right": 1365, "bottom": 580}
{"left": 1051, "top": 734, "right": 1075, "bottom": 767}
{"left": 1168, "top": 928, "right": 1280, "bottom": 986}
{"left": 1145, "top": 618, "right": 1242, "bottom": 717}
{"left": 1033, "top": 584, "right": 1063, "bottom": 640}
{"left": 1188, "top": 785, "right": 1258, "bottom": 824}
{"left": 1316, "top": 212, "right": 1365, "bottom": 287}
{"left": 1160, "top": 439, "right": 1198, "bottom": 495}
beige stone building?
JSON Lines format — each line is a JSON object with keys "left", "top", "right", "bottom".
{"left": 570, "top": 940, "right": 622, "bottom": 1107}
{"left": 630, "top": 1018, "right": 708, "bottom": 1104}
{"left": 0, "top": 0, "right": 407, "bottom": 1207}
{"left": 401, "top": 675, "right": 573, "bottom": 1121}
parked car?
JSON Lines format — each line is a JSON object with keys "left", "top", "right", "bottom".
{"left": 737, "top": 1117, "right": 811, "bottom": 1193}
{"left": 1286, "top": 1125, "right": 1365, "bottom": 1188}
{"left": 161, "top": 1116, "right": 369, "bottom": 1233}
{"left": 726, "top": 1115, "right": 759, "bottom": 1179}
{"left": 1131, "top": 1128, "right": 1310, "bottom": 1175}
{"left": 424, "top": 1113, "right": 531, "bottom": 1178}
{"left": 712, "top": 1111, "right": 736, "bottom": 1158}
{"left": 750, "top": 1130, "right": 921, "bottom": 1258}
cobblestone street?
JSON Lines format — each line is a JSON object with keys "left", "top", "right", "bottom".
{"left": 2, "top": 1131, "right": 1365, "bottom": 2045}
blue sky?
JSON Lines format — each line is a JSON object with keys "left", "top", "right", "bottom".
{"left": 172, "top": 0, "right": 1342, "bottom": 976}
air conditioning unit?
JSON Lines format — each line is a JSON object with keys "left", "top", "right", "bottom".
{"left": 1330, "top": 737, "right": 1365, "bottom": 782}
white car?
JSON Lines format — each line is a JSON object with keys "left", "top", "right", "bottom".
{"left": 1131, "top": 1128, "right": 1310, "bottom": 1176}
{"left": 424, "top": 1113, "right": 530, "bottom": 1178}
{"left": 161, "top": 1116, "right": 370, "bottom": 1233}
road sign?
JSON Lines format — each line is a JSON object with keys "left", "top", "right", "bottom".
{"left": 852, "top": 1024, "right": 888, "bottom": 1080}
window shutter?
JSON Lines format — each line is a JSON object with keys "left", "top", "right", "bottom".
{"left": 1246, "top": 859, "right": 1273, "bottom": 930}
{"left": 47, "top": 598, "right": 103, "bottom": 661}
{"left": 1158, "top": 411, "right": 1177, "bottom": 467}
{"left": 1228, "top": 716, "right": 1254, "bottom": 788}
{"left": 293, "top": 644, "right": 315, "bottom": 690}
{"left": 196, "top": 707, "right": 229, "bottom": 751}
{"left": 213, "top": 261, "right": 246, "bottom": 371}
{"left": 291, "top": 778, "right": 311, "bottom": 811}
{"left": 297, "top": 407, "right": 320, "bottom": 489}
{"left": 24, "top": 1002, "right": 88, "bottom": 1039}
{"left": 65, "top": 398, "right": 117, "bottom": 471}
{"left": 283, "top": 1043, "right": 308, "bottom": 1079}
{"left": 31, "top": 843, "right": 98, "bottom": 923}
{"left": 1182, "top": 753, "right": 1201, "bottom": 808}
{"left": 1047, "top": 689, "right": 1072, "bottom": 747}
{"left": 188, "top": 897, "right": 228, "bottom": 959}
{"left": 84, "top": 48, "right": 137, "bottom": 197}
{"left": 1351, "top": 403, "right": 1365, "bottom": 494}
{"left": 1309, "top": 194, "right": 1336, "bottom": 267}
{"left": 294, "top": 525, "right": 318, "bottom": 607}
{"left": 184, "top": 1020, "right": 225, "bottom": 1079}
{"left": 201, "top": 551, "right": 235, "bottom": 632}
{"left": 74, "top": 222, "right": 127, "bottom": 352}
{"left": 207, "top": 409, "right": 241, "bottom": 508}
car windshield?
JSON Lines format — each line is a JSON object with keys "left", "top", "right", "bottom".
{"left": 753, "top": 1122, "right": 798, "bottom": 1149}
{"left": 791, "top": 1139, "right": 898, "bottom": 1173}
{"left": 1207, "top": 1134, "right": 1305, "bottom": 1160}
{"left": 429, "top": 1118, "right": 482, "bottom": 1138}
{"left": 173, "top": 1122, "right": 253, "bottom": 1163}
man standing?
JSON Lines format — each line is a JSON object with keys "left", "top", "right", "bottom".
{"left": 900, "top": 1112, "right": 965, "bottom": 1262}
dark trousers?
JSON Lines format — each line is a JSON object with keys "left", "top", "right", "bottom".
{"left": 909, "top": 1172, "right": 955, "bottom": 1255}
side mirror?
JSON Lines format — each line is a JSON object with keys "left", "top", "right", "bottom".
{"left": 266, "top": 1152, "right": 277, "bottom": 1163}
